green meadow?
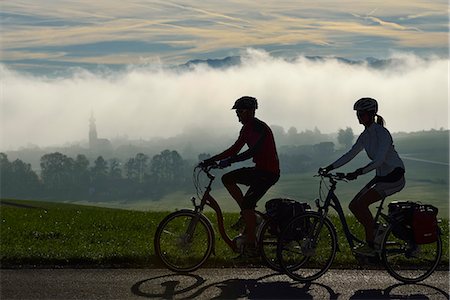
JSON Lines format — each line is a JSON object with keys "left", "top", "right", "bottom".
{"left": 1, "top": 199, "right": 448, "bottom": 269}
{"left": 109, "top": 165, "right": 449, "bottom": 219}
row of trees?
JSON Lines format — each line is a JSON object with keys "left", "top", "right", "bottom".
{"left": 1, "top": 150, "right": 192, "bottom": 201}
{"left": 1, "top": 128, "right": 354, "bottom": 202}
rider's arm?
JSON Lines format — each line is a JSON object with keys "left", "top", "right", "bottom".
{"left": 229, "top": 125, "right": 266, "bottom": 163}
{"left": 329, "top": 135, "right": 364, "bottom": 170}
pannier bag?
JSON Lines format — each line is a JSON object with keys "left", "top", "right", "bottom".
{"left": 388, "top": 201, "right": 414, "bottom": 241}
{"left": 265, "top": 198, "right": 310, "bottom": 235}
{"left": 388, "top": 201, "right": 439, "bottom": 244}
{"left": 411, "top": 203, "right": 439, "bottom": 244}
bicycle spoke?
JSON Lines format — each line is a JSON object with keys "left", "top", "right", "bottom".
{"left": 277, "top": 213, "right": 337, "bottom": 282}
{"left": 162, "top": 229, "right": 176, "bottom": 236}
{"left": 155, "top": 211, "right": 213, "bottom": 272}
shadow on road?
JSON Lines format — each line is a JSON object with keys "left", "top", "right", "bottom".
{"left": 131, "top": 272, "right": 449, "bottom": 299}
{"left": 351, "top": 283, "right": 449, "bottom": 300}
{"left": 130, "top": 272, "right": 339, "bottom": 299}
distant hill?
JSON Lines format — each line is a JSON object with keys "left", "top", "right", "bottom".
{"left": 179, "top": 55, "right": 414, "bottom": 70}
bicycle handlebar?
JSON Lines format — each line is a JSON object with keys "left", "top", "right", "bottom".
{"left": 316, "top": 171, "right": 348, "bottom": 181}
{"left": 198, "top": 162, "right": 223, "bottom": 172}
{"left": 195, "top": 162, "right": 226, "bottom": 181}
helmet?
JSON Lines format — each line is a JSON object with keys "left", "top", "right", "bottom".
{"left": 353, "top": 97, "right": 378, "bottom": 113}
{"left": 232, "top": 96, "right": 258, "bottom": 110}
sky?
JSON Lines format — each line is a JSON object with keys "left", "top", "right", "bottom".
{"left": 0, "top": 1, "right": 449, "bottom": 150}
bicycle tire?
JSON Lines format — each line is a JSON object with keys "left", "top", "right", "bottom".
{"left": 257, "top": 218, "right": 282, "bottom": 272}
{"left": 381, "top": 224, "right": 442, "bottom": 283}
{"left": 277, "top": 212, "right": 337, "bottom": 282}
{"left": 154, "top": 210, "right": 214, "bottom": 273}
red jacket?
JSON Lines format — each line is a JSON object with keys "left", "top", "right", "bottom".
{"left": 211, "top": 118, "right": 279, "bottom": 175}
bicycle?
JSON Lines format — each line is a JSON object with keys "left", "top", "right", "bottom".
{"left": 276, "top": 171, "right": 442, "bottom": 283}
{"left": 154, "top": 163, "right": 282, "bottom": 272}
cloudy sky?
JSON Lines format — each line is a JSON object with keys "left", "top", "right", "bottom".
{"left": 1, "top": 1, "right": 449, "bottom": 149}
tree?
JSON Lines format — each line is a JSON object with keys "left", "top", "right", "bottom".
{"left": 338, "top": 127, "right": 354, "bottom": 149}
{"left": 135, "top": 153, "right": 149, "bottom": 184}
{"left": 40, "top": 152, "right": 75, "bottom": 196}
{"left": 108, "top": 158, "right": 122, "bottom": 180}
{"left": 10, "top": 159, "right": 41, "bottom": 197}
{"left": 73, "top": 154, "right": 90, "bottom": 196}
{"left": 89, "top": 156, "right": 108, "bottom": 199}
{"left": 125, "top": 157, "right": 137, "bottom": 181}
{"left": 0, "top": 153, "right": 12, "bottom": 196}
{"left": 91, "top": 156, "right": 108, "bottom": 180}
{"left": 124, "top": 153, "right": 149, "bottom": 183}
{"left": 150, "top": 150, "right": 184, "bottom": 184}
{"left": 0, "top": 153, "right": 41, "bottom": 197}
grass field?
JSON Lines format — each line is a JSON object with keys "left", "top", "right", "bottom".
{"left": 1, "top": 199, "right": 448, "bottom": 270}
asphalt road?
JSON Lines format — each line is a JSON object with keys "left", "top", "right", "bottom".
{"left": 1, "top": 268, "right": 449, "bottom": 299}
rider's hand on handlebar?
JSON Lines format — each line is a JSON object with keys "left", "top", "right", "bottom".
{"left": 345, "top": 168, "right": 363, "bottom": 180}
{"left": 218, "top": 158, "right": 231, "bottom": 168}
{"left": 318, "top": 165, "right": 333, "bottom": 175}
{"left": 198, "top": 159, "right": 214, "bottom": 168}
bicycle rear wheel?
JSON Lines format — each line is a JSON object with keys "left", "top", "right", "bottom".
{"left": 277, "top": 212, "right": 337, "bottom": 282}
{"left": 257, "top": 218, "right": 282, "bottom": 272}
{"left": 154, "top": 210, "right": 214, "bottom": 272}
{"left": 381, "top": 225, "right": 442, "bottom": 283}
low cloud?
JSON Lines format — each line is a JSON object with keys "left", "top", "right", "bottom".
{"left": 1, "top": 50, "right": 448, "bottom": 150}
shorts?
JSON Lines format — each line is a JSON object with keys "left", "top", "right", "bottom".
{"left": 222, "top": 167, "right": 279, "bottom": 210}
{"left": 359, "top": 168, "right": 406, "bottom": 199}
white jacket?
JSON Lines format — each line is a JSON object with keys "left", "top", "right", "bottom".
{"left": 331, "top": 123, "right": 404, "bottom": 176}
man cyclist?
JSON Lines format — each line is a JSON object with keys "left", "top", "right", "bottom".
{"left": 200, "top": 96, "right": 280, "bottom": 258}
{"left": 320, "top": 97, "right": 405, "bottom": 256}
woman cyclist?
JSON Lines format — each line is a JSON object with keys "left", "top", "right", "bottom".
{"left": 321, "top": 97, "right": 405, "bottom": 256}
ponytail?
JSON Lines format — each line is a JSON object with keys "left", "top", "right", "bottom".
{"left": 376, "top": 114, "right": 385, "bottom": 127}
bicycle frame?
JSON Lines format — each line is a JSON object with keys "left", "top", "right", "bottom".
{"left": 189, "top": 166, "right": 266, "bottom": 253}
{"left": 317, "top": 174, "right": 388, "bottom": 250}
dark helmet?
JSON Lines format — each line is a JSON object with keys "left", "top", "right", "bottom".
{"left": 353, "top": 97, "right": 378, "bottom": 113}
{"left": 232, "top": 96, "right": 258, "bottom": 110}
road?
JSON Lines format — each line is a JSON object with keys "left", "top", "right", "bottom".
{"left": 1, "top": 268, "right": 448, "bottom": 299}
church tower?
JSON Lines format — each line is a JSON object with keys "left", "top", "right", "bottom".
{"left": 89, "top": 112, "right": 98, "bottom": 148}
{"left": 88, "top": 112, "right": 112, "bottom": 153}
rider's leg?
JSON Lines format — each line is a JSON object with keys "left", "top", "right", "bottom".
{"left": 350, "top": 176, "right": 406, "bottom": 244}
{"left": 240, "top": 170, "right": 279, "bottom": 246}
{"left": 349, "top": 188, "right": 383, "bottom": 243}
{"left": 242, "top": 209, "right": 257, "bottom": 245}
{"left": 222, "top": 171, "right": 246, "bottom": 209}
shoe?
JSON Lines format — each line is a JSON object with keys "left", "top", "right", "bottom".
{"left": 234, "top": 244, "right": 259, "bottom": 260}
{"left": 231, "top": 216, "right": 245, "bottom": 231}
{"left": 353, "top": 244, "right": 376, "bottom": 257}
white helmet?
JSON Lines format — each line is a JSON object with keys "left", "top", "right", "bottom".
{"left": 353, "top": 97, "right": 378, "bottom": 113}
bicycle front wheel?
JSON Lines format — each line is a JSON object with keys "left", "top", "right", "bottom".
{"left": 277, "top": 212, "right": 337, "bottom": 282}
{"left": 154, "top": 210, "right": 214, "bottom": 273}
{"left": 381, "top": 225, "right": 442, "bottom": 283}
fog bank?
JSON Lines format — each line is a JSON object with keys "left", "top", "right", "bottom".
{"left": 1, "top": 50, "right": 448, "bottom": 150}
